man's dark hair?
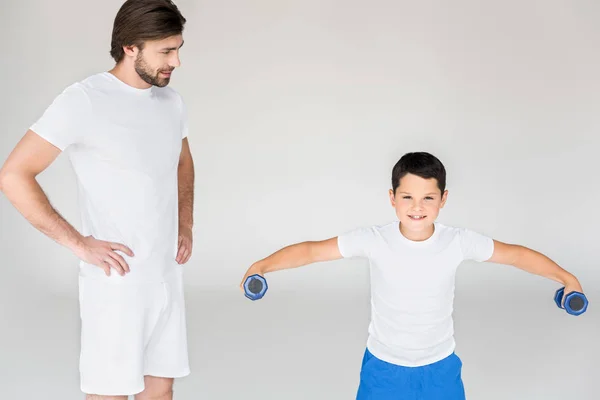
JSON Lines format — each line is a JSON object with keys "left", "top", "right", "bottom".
{"left": 110, "top": 0, "right": 186, "bottom": 63}
{"left": 391, "top": 152, "right": 446, "bottom": 194}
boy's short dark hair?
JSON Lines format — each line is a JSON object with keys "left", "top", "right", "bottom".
{"left": 391, "top": 152, "right": 446, "bottom": 194}
{"left": 110, "top": 0, "right": 186, "bottom": 63}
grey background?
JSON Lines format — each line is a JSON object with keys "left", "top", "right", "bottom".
{"left": 1, "top": 0, "right": 599, "bottom": 398}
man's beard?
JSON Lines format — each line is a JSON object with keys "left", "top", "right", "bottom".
{"left": 134, "top": 52, "right": 172, "bottom": 87}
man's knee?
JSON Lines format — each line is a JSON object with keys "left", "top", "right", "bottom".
{"left": 135, "top": 387, "right": 173, "bottom": 400}
{"left": 135, "top": 376, "right": 174, "bottom": 400}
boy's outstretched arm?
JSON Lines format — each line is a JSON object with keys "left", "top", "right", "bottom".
{"left": 239, "top": 237, "right": 342, "bottom": 290}
{"left": 486, "top": 240, "right": 584, "bottom": 296}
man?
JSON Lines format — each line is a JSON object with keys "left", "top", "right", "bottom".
{"left": 0, "top": 1, "right": 194, "bottom": 399}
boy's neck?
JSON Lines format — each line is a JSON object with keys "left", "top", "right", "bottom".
{"left": 399, "top": 222, "right": 435, "bottom": 242}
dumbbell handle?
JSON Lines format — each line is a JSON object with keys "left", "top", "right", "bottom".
{"left": 554, "top": 287, "right": 588, "bottom": 316}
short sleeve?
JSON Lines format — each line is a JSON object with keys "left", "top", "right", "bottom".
{"left": 337, "top": 226, "right": 376, "bottom": 259}
{"left": 29, "top": 83, "right": 89, "bottom": 151}
{"left": 459, "top": 228, "right": 494, "bottom": 262}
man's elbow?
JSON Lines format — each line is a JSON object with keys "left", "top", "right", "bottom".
{"left": 178, "top": 156, "right": 194, "bottom": 169}
{"left": 0, "top": 169, "right": 9, "bottom": 193}
{"left": 0, "top": 170, "right": 32, "bottom": 194}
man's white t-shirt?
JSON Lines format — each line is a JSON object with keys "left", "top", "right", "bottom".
{"left": 30, "top": 72, "right": 188, "bottom": 283}
{"left": 337, "top": 221, "right": 494, "bottom": 367}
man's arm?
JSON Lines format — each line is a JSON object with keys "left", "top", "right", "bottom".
{"left": 176, "top": 138, "right": 194, "bottom": 264}
{"left": 0, "top": 131, "right": 83, "bottom": 250}
{"left": 486, "top": 240, "right": 584, "bottom": 293}
{"left": 0, "top": 130, "right": 133, "bottom": 276}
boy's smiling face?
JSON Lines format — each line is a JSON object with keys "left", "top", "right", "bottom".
{"left": 389, "top": 173, "right": 448, "bottom": 240}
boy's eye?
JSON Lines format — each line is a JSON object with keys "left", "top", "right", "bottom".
{"left": 401, "top": 196, "right": 434, "bottom": 200}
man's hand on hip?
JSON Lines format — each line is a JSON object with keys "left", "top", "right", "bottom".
{"left": 74, "top": 235, "right": 134, "bottom": 276}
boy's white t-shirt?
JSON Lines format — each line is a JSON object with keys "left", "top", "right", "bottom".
{"left": 30, "top": 72, "right": 188, "bottom": 283}
{"left": 337, "top": 221, "right": 494, "bottom": 367}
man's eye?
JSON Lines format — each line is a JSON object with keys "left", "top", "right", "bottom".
{"left": 403, "top": 196, "right": 411, "bottom": 199}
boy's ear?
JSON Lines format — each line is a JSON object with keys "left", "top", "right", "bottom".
{"left": 389, "top": 189, "right": 396, "bottom": 207}
{"left": 440, "top": 190, "right": 449, "bottom": 207}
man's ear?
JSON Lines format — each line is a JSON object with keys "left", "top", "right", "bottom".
{"left": 123, "top": 44, "right": 139, "bottom": 58}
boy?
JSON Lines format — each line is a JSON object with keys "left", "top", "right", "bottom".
{"left": 239, "top": 151, "right": 585, "bottom": 399}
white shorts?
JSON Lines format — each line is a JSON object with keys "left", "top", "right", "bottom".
{"left": 78, "top": 266, "right": 190, "bottom": 396}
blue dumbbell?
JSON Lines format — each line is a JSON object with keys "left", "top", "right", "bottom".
{"left": 554, "top": 287, "right": 588, "bottom": 316}
{"left": 244, "top": 274, "right": 268, "bottom": 301}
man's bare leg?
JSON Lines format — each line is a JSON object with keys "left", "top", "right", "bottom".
{"left": 134, "top": 376, "right": 174, "bottom": 400}
{"left": 85, "top": 395, "right": 127, "bottom": 400}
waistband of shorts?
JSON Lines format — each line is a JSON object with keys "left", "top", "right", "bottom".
{"left": 78, "top": 261, "right": 183, "bottom": 285}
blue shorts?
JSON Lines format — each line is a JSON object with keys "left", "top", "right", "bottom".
{"left": 356, "top": 349, "right": 466, "bottom": 400}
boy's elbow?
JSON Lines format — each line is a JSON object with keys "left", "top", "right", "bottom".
{"left": 510, "top": 245, "right": 527, "bottom": 265}
{"left": 305, "top": 241, "right": 318, "bottom": 263}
